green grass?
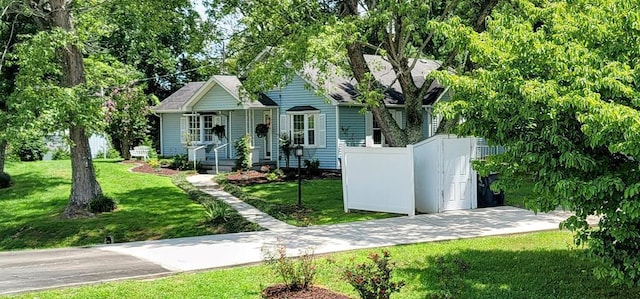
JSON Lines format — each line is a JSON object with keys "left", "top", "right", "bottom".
{"left": 0, "top": 160, "right": 254, "bottom": 250}
{"left": 224, "top": 178, "right": 399, "bottom": 226}
{"left": 503, "top": 177, "right": 536, "bottom": 208}
{"left": 7, "top": 231, "right": 640, "bottom": 298}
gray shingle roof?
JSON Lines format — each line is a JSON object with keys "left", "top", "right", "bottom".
{"left": 155, "top": 82, "right": 205, "bottom": 111}
{"left": 155, "top": 76, "right": 276, "bottom": 112}
{"left": 305, "top": 55, "right": 445, "bottom": 106}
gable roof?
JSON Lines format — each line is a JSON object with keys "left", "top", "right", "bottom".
{"left": 154, "top": 75, "right": 276, "bottom": 113}
{"left": 155, "top": 82, "right": 205, "bottom": 112}
{"left": 303, "top": 55, "right": 446, "bottom": 106}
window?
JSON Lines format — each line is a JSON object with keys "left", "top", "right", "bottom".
{"left": 280, "top": 111, "right": 326, "bottom": 148}
{"left": 292, "top": 114, "right": 316, "bottom": 146}
{"left": 366, "top": 110, "right": 403, "bottom": 147}
{"left": 181, "top": 114, "right": 225, "bottom": 145}
{"left": 373, "top": 117, "right": 383, "bottom": 145}
{"left": 187, "top": 115, "right": 201, "bottom": 144}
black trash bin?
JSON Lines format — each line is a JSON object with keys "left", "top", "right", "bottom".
{"left": 477, "top": 173, "right": 504, "bottom": 208}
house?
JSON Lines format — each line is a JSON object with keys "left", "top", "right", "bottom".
{"left": 154, "top": 55, "right": 452, "bottom": 170}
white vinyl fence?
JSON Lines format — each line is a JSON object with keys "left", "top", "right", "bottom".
{"left": 341, "top": 134, "right": 477, "bottom": 215}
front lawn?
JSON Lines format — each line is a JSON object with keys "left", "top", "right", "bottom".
{"left": 0, "top": 160, "right": 256, "bottom": 251}
{"left": 8, "top": 231, "right": 640, "bottom": 298}
{"left": 222, "top": 178, "right": 399, "bottom": 226}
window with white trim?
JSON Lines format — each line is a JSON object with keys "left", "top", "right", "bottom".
{"left": 366, "top": 110, "right": 403, "bottom": 147}
{"left": 187, "top": 115, "right": 201, "bottom": 144}
{"left": 280, "top": 112, "right": 326, "bottom": 148}
{"left": 181, "top": 114, "right": 225, "bottom": 145}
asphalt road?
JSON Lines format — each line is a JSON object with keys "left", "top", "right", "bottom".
{"left": 0, "top": 247, "right": 171, "bottom": 295}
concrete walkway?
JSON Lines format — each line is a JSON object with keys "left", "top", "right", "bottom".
{"left": 186, "top": 174, "right": 295, "bottom": 231}
{"left": 0, "top": 174, "right": 594, "bottom": 295}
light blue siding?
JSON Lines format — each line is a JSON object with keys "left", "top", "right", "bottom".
{"left": 338, "top": 106, "right": 366, "bottom": 147}
{"left": 229, "top": 110, "right": 248, "bottom": 159}
{"left": 161, "top": 113, "right": 187, "bottom": 156}
{"left": 191, "top": 84, "right": 242, "bottom": 111}
{"left": 268, "top": 76, "right": 338, "bottom": 169}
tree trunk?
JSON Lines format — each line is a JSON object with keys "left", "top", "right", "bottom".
{"left": 0, "top": 139, "right": 6, "bottom": 173}
{"left": 50, "top": 0, "right": 103, "bottom": 218}
{"left": 120, "top": 138, "right": 131, "bottom": 160}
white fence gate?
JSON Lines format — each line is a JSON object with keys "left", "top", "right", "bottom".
{"left": 341, "top": 134, "right": 477, "bottom": 215}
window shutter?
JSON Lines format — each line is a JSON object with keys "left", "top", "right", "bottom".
{"left": 279, "top": 114, "right": 289, "bottom": 135}
{"left": 393, "top": 110, "right": 404, "bottom": 129}
{"left": 317, "top": 114, "right": 326, "bottom": 148}
{"left": 365, "top": 111, "right": 373, "bottom": 147}
{"left": 180, "top": 116, "right": 187, "bottom": 144}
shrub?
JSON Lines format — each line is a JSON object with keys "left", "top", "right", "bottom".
{"left": 266, "top": 172, "right": 280, "bottom": 181}
{"left": 203, "top": 200, "right": 233, "bottom": 224}
{"left": 52, "top": 148, "right": 71, "bottom": 160}
{"left": 304, "top": 159, "right": 320, "bottom": 176}
{"left": 96, "top": 148, "right": 122, "bottom": 159}
{"left": 344, "top": 250, "right": 405, "bottom": 299}
{"left": 12, "top": 138, "right": 46, "bottom": 161}
{"left": 0, "top": 172, "right": 12, "bottom": 189}
{"left": 279, "top": 133, "right": 292, "bottom": 169}
{"left": 89, "top": 195, "right": 117, "bottom": 213}
{"left": 170, "top": 154, "right": 190, "bottom": 170}
{"left": 234, "top": 135, "right": 251, "bottom": 171}
{"left": 262, "top": 244, "right": 317, "bottom": 291}
{"left": 147, "top": 159, "right": 161, "bottom": 170}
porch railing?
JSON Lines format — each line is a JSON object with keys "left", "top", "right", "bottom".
{"left": 476, "top": 145, "right": 506, "bottom": 160}
{"left": 191, "top": 145, "right": 206, "bottom": 170}
{"left": 213, "top": 143, "right": 228, "bottom": 174}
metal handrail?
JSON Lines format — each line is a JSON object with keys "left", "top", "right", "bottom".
{"left": 191, "top": 145, "right": 206, "bottom": 170}
{"left": 213, "top": 143, "right": 228, "bottom": 174}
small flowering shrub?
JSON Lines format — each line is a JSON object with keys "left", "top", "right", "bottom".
{"left": 344, "top": 250, "right": 405, "bottom": 299}
{"left": 262, "top": 244, "right": 317, "bottom": 291}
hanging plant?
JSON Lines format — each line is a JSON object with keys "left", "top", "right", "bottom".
{"left": 213, "top": 125, "right": 226, "bottom": 140}
{"left": 255, "top": 123, "right": 269, "bottom": 138}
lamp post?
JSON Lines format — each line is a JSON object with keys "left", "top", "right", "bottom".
{"left": 295, "top": 145, "right": 304, "bottom": 207}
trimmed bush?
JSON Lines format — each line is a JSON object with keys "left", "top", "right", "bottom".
{"left": 12, "top": 138, "right": 47, "bottom": 161}
{"left": 0, "top": 172, "right": 12, "bottom": 189}
{"left": 89, "top": 195, "right": 117, "bottom": 213}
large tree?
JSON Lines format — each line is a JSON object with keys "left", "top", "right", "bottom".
{"left": 437, "top": 0, "right": 640, "bottom": 286}
{"left": 211, "top": 0, "right": 501, "bottom": 147}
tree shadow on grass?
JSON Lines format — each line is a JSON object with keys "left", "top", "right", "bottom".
{"left": 401, "top": 249, "right": 640, "bottom": 299}
{"left": 0, "top": 171, "right": 70, "bottom": 201}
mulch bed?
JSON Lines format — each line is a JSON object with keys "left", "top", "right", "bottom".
{"left": 261, "top": 284, "right": 351, "bottom": 299}
{"left": 225, "top": 170, "right": 271, "bottom": 185}
{"left": 123, "top": 160, "right": 182, "bottom": 176}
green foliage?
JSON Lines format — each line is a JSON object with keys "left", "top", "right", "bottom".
{"left": 431, "top": 256, "right": 470, "bottom": 299}
{"left": 262, "top": 244, "right": 317, "bottom": 291}
{"left": 234, "top": 135, "right": 251, "bottom": 171}
{"left": 0, "top": 171, "right": 12, "bottom": 189}
{"left": 344, "top": 250, "right": 405, "bottom": 299}
{"left": 147, "top": 159, "right": 161, "bottom": 169}
{"left": 11, "top": 138, "right": 46, "bottom": 162}
{"left": 88, "top": 195, "right": 117, "bottom": 213}
{"left": 303, "top": 159, "right": 320, "bottom": 176}
{"left": 203, "top": 200, "right": 233, "bottom": 224}
{"left": 96, "top": 148, "right": 122, "bottom": 159}
{"left": 52, "top": 148, "right": 71, "bottom": 160}
{"left": 255, "top": 123, "right": 269, "bottom": 138}
{"left": 437, "top": 0, "right": 640, "bottom": 286}
{"left": 169, "top": 154, "right": 191, "bottom": 171}
{"left": 278, "top": 133, "right": 292, "bottom": 168}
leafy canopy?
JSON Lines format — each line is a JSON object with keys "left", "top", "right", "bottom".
{"left": 437, "top": 0, "right": 640, "bottom": 286}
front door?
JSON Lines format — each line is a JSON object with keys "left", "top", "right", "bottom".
{"left": 263, "top": 111, "right": 272, "bottom": 159}
{"left": 442, "top": 138, "right": 473, "bottom": 211}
